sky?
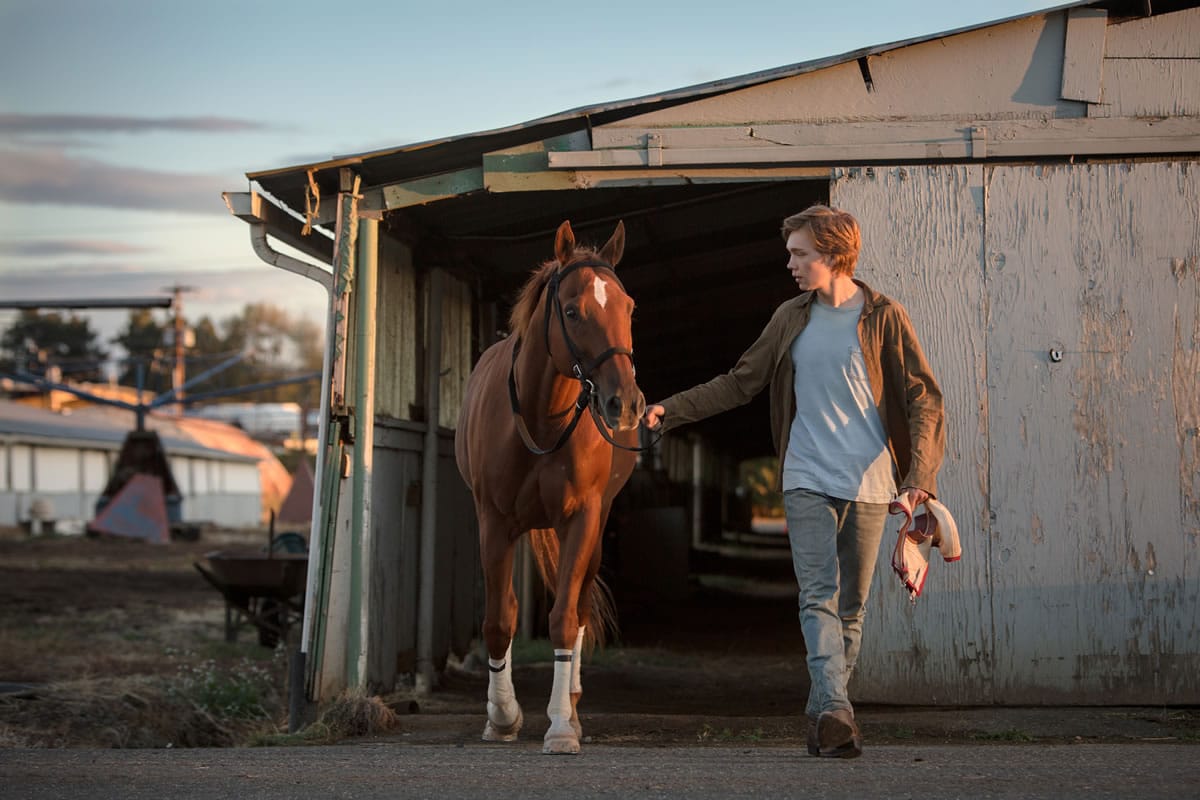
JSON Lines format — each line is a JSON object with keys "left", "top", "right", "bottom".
{"left": 0, "top": 0, "right": 1056, "bottom": 363}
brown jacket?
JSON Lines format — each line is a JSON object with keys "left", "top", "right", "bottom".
{"left": 659, "top": 280, "right": 945, "bottom": 496}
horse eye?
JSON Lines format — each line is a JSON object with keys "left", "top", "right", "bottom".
{"left": 564, "top": 306, "right": 579, "bottom": 320}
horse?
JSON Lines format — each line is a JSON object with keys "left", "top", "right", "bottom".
{"left": 455, "top": 219, "right": 644, "bottom": 754}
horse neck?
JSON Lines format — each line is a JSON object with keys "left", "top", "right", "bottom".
{"left": 513, "top": 317, "right": 578, "bottom": 426}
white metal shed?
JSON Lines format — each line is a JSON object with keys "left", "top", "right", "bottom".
{"left": 0, "top": 401, "right": 263, "bottom": 530}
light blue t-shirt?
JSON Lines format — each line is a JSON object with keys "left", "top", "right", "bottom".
{"left": 782, "top": 297, "right": 896, "bottom": 503}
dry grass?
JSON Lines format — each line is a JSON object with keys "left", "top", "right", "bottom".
{"left": 318, "top": 688, "right": 400, "bottom": 736}
{"left": 0, "top": 529, "right": 293, "bottom": 748}
{"left": 249, "top": 687, "right": 400, "bottom": 747}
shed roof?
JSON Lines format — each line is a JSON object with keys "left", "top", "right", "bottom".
{"left": 246, "top": 0, "right": 1177, "bottom": 213}
{"left": 0, "top": 400, "right": 259, "bottom": 464}
{"left": 234, "top": 0, "right": 1198, "bottom": 460}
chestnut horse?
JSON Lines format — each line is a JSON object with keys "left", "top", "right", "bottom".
{"left": 455, "top": 220, "right": 644, "bottom": 754}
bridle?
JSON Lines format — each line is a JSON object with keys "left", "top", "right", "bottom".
{"left": 507, "top": 256, "right": 654, "bottom": 455}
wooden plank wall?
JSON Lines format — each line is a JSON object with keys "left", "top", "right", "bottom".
{"left": 368, "top": 422, "right": 479, "bottom": 691}
{"left": 985, "top": 161, "right": 1199, "bottom": 703}
{"left": 832, "top": 165, "right": 993, "bottom": 704}
{"left": 438, "top": 274, "right": 473, "bottom": 429}
{"left": 374, "top": 233, "right": 418, "bottom": 421}
{"left": 605, "top": 13, "right": 1078, "bottom": 130}
{"left": 834, "top": 161, "right": 1200, "bottom": 704}
{"left": 1096, "top": 7, "right": 1200, "bottom": 117}
{"left": 367, "top": 425, "right": 421, "bottom": 688}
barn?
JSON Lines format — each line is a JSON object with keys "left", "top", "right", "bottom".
{"left": 224, "top": 0, "right": 1199, "bottom": 705}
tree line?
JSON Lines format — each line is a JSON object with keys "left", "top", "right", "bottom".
{"left": 0, "top": 304, "right": 323, "bottom": 407}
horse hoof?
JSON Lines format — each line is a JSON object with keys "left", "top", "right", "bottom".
{"left": 482, "top": 708, "right": 523, "bottom": 742}
{"left": 570, "top": 713, "right": 583, "bottom": 740}
{"left": 542, "top": 732, "right": 581, "bottom": 754}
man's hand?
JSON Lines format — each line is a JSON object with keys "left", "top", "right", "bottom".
{"left": 899, "top": 486, "right": 930, "bottom": 510}
{"left": 643, "top": 404, "right": 665, "bottom": 429}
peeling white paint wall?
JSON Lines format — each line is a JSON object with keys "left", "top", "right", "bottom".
{"left": 984, "top": 161, "right": 1199, "bottom": 704}
{"left": 836, "top": 161, "right": 1200, "bottom": 704}
{"left": 834, "top": 165, "right": 993, "bottom": 704}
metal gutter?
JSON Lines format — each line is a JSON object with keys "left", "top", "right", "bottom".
{"left": 222, "top": 189, "right": 336, "bottom": 676}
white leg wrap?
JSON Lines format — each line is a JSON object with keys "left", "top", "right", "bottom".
{"left": 570, "top": 627, "right": 584, "bottom": 695}
{"left": 543, "top": 648, "right": 580, "bottom": 754}
{"left": 485, "top": 642, "right": 521, "bottom": 733}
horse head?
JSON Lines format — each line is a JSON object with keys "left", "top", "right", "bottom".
{"left": 548, "top": 220, "right": 645, "bottom": 432}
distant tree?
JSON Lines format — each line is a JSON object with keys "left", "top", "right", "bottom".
{"left": 191, "top": 316, "right": 223, "bottom": 356}
{"left": 174, "top": 303, "right": 322, "bottom": 406}
{"left": 111, "top": 309, "right": 170, "bottom": 392}
{"left": 0, "top": 309, "right": 109, "bottom": 383}
{"left": 108, "top": 304, "right": 322, "bottom": 407}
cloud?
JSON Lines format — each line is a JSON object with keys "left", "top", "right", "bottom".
{"left": 0, "top": 265, "right": 330, "bottom": 353}
{"left": 0, "top": 265, "right": 329, "bottom": 313}
{"left": 0, "top": 146, "right": 234, "bottom": 214}
{"left": 0, "top": 113, "right": 273, "bottom": 135}
{"left": 0, "top": 240, "right": 154, "bottom": 257}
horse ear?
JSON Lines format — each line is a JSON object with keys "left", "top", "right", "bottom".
{"left": 599, "top": 220, "right": 626, "bottom": 268}
{"left": 554, "top": 220, "right": 576, "bottom": 266}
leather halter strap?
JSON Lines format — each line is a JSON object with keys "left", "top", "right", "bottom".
{"left": 542, "top": 257, "right": 633, "bottom": 373}
{"left": 507, "top": 255, "right": 650, "bottom": 455}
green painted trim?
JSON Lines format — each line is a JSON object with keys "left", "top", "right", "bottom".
{"left": 347, "top": 216, "right": 379, "bottom": 689}
{"left": 382, "top": 167, "right": 484, "bottom": 208}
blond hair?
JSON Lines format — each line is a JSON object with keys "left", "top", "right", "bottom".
{"left": 781, "top": 204, "right": 861, "bottom": 276}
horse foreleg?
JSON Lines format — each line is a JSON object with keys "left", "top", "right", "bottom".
{"left": 568, "top": 542, "right": 602, "bottom": 738}
{"left": 568, "top": 625, "right": 585, "bottom": 739}
{"left": 542, "top": 515, "right": 600, "bottom": 755}
{"left": 544, "top": 628, "right": 582, "bottom": 755}
{"left": 480, "top": 523, "right": 522, "bottom": 742}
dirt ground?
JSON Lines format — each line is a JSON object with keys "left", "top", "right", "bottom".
{"left": 0, "top": 527, "right": 291, "bottom": 748}
{"left": 0, "top": 525, "right": 814, "bottom": 748}
{"left": 2, "top": 528, "right": 1197, "bottom": 750}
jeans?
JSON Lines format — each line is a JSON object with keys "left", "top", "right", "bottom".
{"left": 783, "top": 488, "right": 889, "bottom": 718}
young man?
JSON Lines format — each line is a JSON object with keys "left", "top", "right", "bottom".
{"left": 643, "top": 204, "right": 945, "bottom": 758}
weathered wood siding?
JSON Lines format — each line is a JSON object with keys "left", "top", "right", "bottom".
{"left": 437, "top": 273, "right": 473, "bottom": 429}
{"left": 835, "top": 161, "right": 1200, "bottom": 704}
{"left": 984, "top": 161, "right": 1198, "bottom": 703}
{"left": 606, "top": 14, "right": 1081, "bottom": 130}
{"left": 1096, "top": 8, "right": 1200, "bottom": 117}
{"left": 373, "top": 235, "right": 473, "bottom": 428}
{"left": 367, "top": 422, "right": 479, "bottom": 691}
{"left": 366, "top": 238, "right": 477, "bottom": 689}
{"left": 833, "top": 165, "right": 993, "bottom": 704}
{"left": 374, "top": 234, "right": 418, "bottom": 420}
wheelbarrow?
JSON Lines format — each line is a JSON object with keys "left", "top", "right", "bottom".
{"left": 194, "top": 536, "right": 308, "bottom": 648}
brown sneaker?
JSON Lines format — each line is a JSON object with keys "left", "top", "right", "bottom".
{"left": 806, "top": 715, "right": 819, "bottom": 756}
{"left": 817, "top": 709, "right": 863, "bottom": 758}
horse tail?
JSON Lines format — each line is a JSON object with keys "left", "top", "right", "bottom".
{"left": 527, "top": 529, "right": 619, "bottom": 651}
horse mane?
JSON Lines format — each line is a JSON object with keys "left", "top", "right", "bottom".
{"left": 507, "top": 247, "right": 599, "bottom": 336}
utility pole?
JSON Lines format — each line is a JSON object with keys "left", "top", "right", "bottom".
{"left": 163, "top": 285, "right": 196, "bottom": 415}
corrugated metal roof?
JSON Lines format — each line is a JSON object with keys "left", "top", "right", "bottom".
{"left": 244, "top": 0, "right": 1153, "bottom": 215}
{"left": 0, "top": 401, "right": 258, "bottom": 463}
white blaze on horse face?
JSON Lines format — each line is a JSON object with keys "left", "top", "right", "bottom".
{"left": 592, "top": 276, "right": 609, "bottom": 309}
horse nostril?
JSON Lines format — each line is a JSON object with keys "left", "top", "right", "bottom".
{"left": 606, "top": 395, "right": 623, "bottom": 420}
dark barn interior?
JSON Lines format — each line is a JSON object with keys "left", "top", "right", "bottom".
{"left": 385, "top": 180, "right": 831, "bottom": 643}
{"left": 396, "top": 179, "right": 828, "bottom": 465}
